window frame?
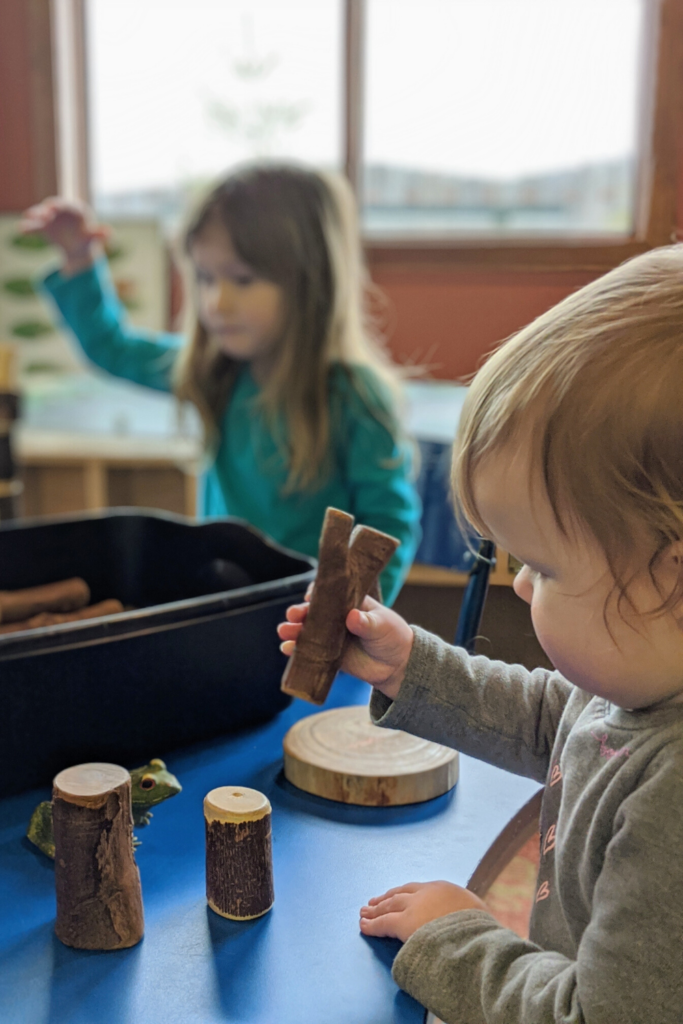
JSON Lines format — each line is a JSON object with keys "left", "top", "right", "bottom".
{"left": 55, "top": 0, "right": 681, "bottom": 273}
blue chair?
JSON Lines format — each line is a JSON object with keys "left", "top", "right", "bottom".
{"left": 454, "top": 539, "right": 495, "bottom": 652}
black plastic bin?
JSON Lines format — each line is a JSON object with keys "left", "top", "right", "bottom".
{"left": 0, "top": 509, "right": 316, "bottom": 797}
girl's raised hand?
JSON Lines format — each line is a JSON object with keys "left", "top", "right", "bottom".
{"left": 20, "top": 198, "right": 108, "bottom": 276}
{"left": 277, "top": 591, "right": 414, "bottom": 702}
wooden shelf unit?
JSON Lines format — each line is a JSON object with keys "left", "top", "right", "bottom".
{"left": 15, "top": 429, "right": 200, "bottom": 519}
{"left": 408, "top": 548, "right": 517, "bottom": 588}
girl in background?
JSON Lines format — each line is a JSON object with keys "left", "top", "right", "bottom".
{"left": 24, "top": 165, "right": 420, "bottom": 605}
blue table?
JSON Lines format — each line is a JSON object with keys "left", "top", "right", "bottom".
{"left": 0, "top": 673, "right": 538, "bottom": 1024}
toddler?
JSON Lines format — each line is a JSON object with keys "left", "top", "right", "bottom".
{"left": 280, "top": 243, "right": 683, "bottom": 1022}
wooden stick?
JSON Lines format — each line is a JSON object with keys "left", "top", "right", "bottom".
{"left": 53, "top": 763, "right": 144, "bottom": 950}
{"left": 0, "top": 598, "right": 123, "bottom": 634}
{"left": 204, "top": 786, "right": 274, "bottom": 921}
{"left": 280, "top": 507, "right": 399, "bottom": 705}
{"left": 0, "top": 577, "right": 90, "bottom": 623}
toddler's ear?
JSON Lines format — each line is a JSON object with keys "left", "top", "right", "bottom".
{"left": 663, "top": 539, "right": 683, "bottom": 566}
{"left": 659, "top": 539, "right": 683, "bottom": 608}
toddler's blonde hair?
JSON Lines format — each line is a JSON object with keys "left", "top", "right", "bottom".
{"left": 454, "top": 244, "right": 683, "bottom": 612}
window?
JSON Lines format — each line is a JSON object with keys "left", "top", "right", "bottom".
{"left": 87, "top": 0, "right": 343, "bottom": 227}
{"left": 362, "top": 0, "right": 642, "bottom": 238}
{"left": 55, "top": 0, "right": 680, "bottom": 265}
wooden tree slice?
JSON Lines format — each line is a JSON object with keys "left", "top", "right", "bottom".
{"left": 283, "top": 705, "right": 459, "bottom": 806}
{"left": 53, "top": 763, "right": 144, "bottom": 950}
{"left": 204, "top": 786, "right": 274, "bottom": 921}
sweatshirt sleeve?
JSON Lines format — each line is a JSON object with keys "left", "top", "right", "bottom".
{"left": 40, "top": 260, "right": 183, "bottom": 392}
{"left": 391, "top": 747, "right": 683, "bottom": 1024}
{"left": 370, "top": 626, "right": 573, "bottom": 781}
{"left": 334, "top": 370, "right": 422, "bottom": 607}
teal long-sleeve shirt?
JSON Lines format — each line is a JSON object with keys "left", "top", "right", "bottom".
{"left": 41, "top": 260, "right": 421, "bottom": 605}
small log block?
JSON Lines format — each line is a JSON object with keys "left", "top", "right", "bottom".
{"left": 53, "top": 763, "right": 144, "bottom": 950}
{"left": 0, "top": 577, "right": 90, "bottom": 623}
{"left": 204, "top": 786, "right": 274, "bottom": 921}
{"left": 281, "top": 508, "right": 399, "bottom": 705}
{"left": 0, "top": 598, "right": 123, "bottom": 634}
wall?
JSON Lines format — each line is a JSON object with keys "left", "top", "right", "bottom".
{"left": 0, "top": 0, "right": 57, "bottom": 212}
{"left": 371, "top": 266, "right": 598, "bottom": 380}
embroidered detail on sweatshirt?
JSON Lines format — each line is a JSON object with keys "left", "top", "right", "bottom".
{"left": 535, "top": 880, "right": 551, "bottom": 902}
{"left": 591, "top": 731, "right": 631, "bottom": 761}
{"left": 550, "top": 763, "right": 562, "bottom": 786}
{"left": 543, "top": 823, "right": 556, "bottom": 856}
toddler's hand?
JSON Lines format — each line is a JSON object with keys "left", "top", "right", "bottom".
{"left": 20, "top": 198, "right": 108, "bottom": 276}
{"left": 359, "top": 881, "right": 489, "bottom": 943}
{"left": 277, "top": 588, "right": 414, "bottom": 701}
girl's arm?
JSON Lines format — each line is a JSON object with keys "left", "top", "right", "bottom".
{"left": 41, "top": 259, "right": 183, "bottom": 393}
{"left": 25, "top": 198, "right": 183, "bottom": 393}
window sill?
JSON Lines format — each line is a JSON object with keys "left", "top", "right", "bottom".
{"left": 365, "top": 237, "right": 655, "bottom": 274}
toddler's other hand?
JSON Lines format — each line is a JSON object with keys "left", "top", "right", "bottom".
{"left": 359, "top": 881, "right": 489, "bottom": 943}
{"left": 20, "top": 198, "right": 108, "bottom": 276}
{"left": 277, "top": 589, "right": 413, "bottom": 701}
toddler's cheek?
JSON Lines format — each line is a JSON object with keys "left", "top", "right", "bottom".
{"left": 535, "top": 631, "right": 600, "bottom": 694}
{"left": 528, "top": 606, "right": 560, "bottom": 667}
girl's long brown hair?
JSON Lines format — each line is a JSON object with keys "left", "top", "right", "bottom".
{"left": 174, "top": 164, "right": 402, "bottom": 491}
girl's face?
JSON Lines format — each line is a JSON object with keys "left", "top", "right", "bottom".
{"left": 190, "top": 220, "right": 286, "bottom": 379}
{"left": 472, "top": 443, "right": 683, "bottom": 710}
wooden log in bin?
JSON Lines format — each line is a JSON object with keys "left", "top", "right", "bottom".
{"left": 0, "top": 597, "right": 122, "bottom": 634}
{"left": 204, "top": 786, "right": 274, "bottom": 921}
{"left": 0, "top": 577, "right": 90, "bottom": 623}
{"left": 52, "top": 763, "right": 144, "bottom": 950}
{"left": 281, "top": 507, "right": 399, "bottom": 705}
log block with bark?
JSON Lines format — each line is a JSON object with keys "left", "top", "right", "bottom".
{"left": 204, "top": 786, "right": 274, "bottom": 921}
{"left": 52, "top": 763, "right": 144, "bottom": 950}
{"left": 280, "top": 507, "right": 399, "bottom": 705}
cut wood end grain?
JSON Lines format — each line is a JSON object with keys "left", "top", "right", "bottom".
{"left": 204, "top": 786, "right": 271, "bottom": 824}
{"left": 53, "top": 762, "right": 131, "bottom": 808}
{"left": 283, "top": 705, "right": 459, "bottom": 806}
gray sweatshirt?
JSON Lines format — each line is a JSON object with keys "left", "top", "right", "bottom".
{"left": 369, "top": 627, "right": 683, "bottom": 1024}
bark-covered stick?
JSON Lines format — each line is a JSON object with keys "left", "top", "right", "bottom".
{"left": 205, "top": 786, "right": 274, "bottom": 921}
{"left": 281, "top": 507, "right": 399, "bottom": 705}
{"left": 347, "top": 525, "right": 398, "bottom": 608}
{"left": 280, "top": 508, "right": 353, "bottom": 703}
{"left": 0, "top": 598, "right": 123, "bottom": 634}
{"left": 0, "top": 577, "right": 90, "bottom": 623}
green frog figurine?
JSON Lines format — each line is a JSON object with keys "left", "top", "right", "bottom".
{"left": 26, "top": 758, "right": 182, "bottom": 859}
